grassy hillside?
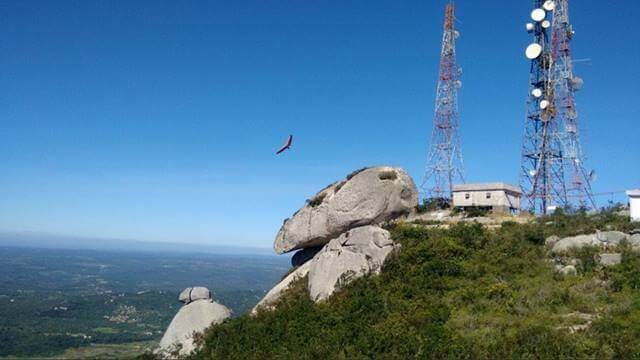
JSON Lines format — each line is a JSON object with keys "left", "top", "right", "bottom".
{"left": 182, "top": 211, "right": 640, "bottom": 359}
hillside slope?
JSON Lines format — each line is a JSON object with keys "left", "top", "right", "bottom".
{"left": 182, "top": 212, "right": 640, "bottom": 359}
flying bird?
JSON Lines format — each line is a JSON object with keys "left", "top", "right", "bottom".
{"left": 276, "top": 135, "right": 293, "bottom": 155}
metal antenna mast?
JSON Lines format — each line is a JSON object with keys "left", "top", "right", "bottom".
{"left": 551, "top": 0, "right": 597, "bottom": 210}
{"left": 519, "top": 0, "right": 568, "bottom": 214}
{"left": 421, "top": 2, "right": 464, "bottom": 200}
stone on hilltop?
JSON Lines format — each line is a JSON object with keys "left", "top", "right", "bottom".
{"left": 158, "top": 287, "right": 231, "bottom": 357}
{"left": 274, "top": 167, "right": 417, "bottom": 254}
{"left": 178, "top": 287, "right": 211, "bottom": 304}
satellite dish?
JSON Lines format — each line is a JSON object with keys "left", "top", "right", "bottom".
{"left": 531, "top": 88, "right": 543, "bottom": 98}
{"left": 455, "top": 80, "right": 462, "bottom": 88}
{"left": 540, "top": 99, "right": 550, "bottom": 109}
{"left": 571, "top": 77, "right": 584, "bottom": 90}
{"left": 454, "top": 30, "right": 460, "bottom": 39}
{"left": 541, "top": 20, "right": 551, "bottom": 29}
{"left": 529, "top": 169, "right": 537, "bottom": 177}
{"left": 531, "top": 8, "right": 546, "bottom": 22}
{"left": 589, "top": 170, "right": 597, "bottom": 182}
{"left": 543, "top": 1, "right": 557, "bottom": 11}
{"left": 526, "top": 43, "right": 543, "bottom": 59}
{"left": 526, "top": 23, "right": 535, "bottom": 32}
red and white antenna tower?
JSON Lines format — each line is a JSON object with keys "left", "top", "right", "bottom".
{"left": 519, "top": 0, "right": 567, "bottom": 214}
{"left": 519, "top": 0, "right": 596, "bottom": 214}
{"left": 421, "top": 2, "right": 465, "bottom": 200}
{"left": 551, "top": 0, "right": 596, "bottom": 210}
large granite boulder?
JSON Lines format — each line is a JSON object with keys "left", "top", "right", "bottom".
{"left": 274, "top": 167, "right": 417, "bottom": 254}
{"left": 252, "top": 261, "right": 311, "bottom": 315}
{"left": 551, "top": 231, "right": 630, "bottom": 254}
{"left": 308, "top": 225, "right": 397, "bottom": 302}
{"left": 158, "top": 288, "right": 231, "bottom": 357}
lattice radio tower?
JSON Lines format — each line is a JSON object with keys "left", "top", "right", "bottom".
{"left": 551, "top": 0, "right": 596, "bottom": 210}
{"left": 519, "top": 0, "right": 568, "bottom": 214}
{"left": 519, "top": 0, "right": 595, "bottom": 214}
{"left": 421, "top": 2, "right": 465, "bottom": 200}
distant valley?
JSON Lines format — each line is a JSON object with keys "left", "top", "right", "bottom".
{"left": 0, "top": 245, "right": 289, "bottom": 358}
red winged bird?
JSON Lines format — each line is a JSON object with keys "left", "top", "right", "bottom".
{"left": 276, "top": 135, "right": 293, "bottom": 155}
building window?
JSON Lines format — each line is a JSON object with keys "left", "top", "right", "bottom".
{"left": 486, "top": 192, "right": 492, "bottom": 199}
{"left": 465, "top": 193, "right": 470, "bottom": 200}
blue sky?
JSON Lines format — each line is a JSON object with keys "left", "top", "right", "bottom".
{"left": 1, "top": 0, "right": 639, "bottom": 248}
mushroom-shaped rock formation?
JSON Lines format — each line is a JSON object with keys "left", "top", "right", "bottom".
{"left": 274, "top": 166, "right": 417, "bottom": 254}
{"left": 157, "top": 287, "right": 231, "bottom": 357}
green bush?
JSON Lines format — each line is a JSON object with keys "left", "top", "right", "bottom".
{"left": 416, "top": 197, "right": 450, "bottom": 213}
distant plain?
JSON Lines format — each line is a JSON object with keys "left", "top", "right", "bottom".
{"left": 0, "top": 245, "right": 289, "bottom": 358}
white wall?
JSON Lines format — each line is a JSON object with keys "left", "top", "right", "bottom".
{"left": 452, "top": 190, "right": 520, "bottom": 209}
{"left": 631, "top": 196, "right": 640, "bottom": 222}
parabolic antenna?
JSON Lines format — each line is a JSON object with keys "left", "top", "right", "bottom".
{"left": 531, "top": 88, "right": 543, "bottom": 98}
{"left": 571, "top": 77, "right": 584, "bottom": 90}
{"left": 543, "top": 1, "right": 556, "bottom": 11}
{"left": 540, "top": 99, "right": 550, "bottom": 109}
{"left": 529, "top": 169, "right": 537, "bottom": 177}
{"left": 525, "top": 43, "right": 543, "bottom": 59}
{"left": 526, "top": 22, "right": 535, "bottom": 32}
{"left": 541, "top": 20, "right": 551, "bottom": 29}
{"left": 531, "top": 8, "right": 546, "bottom": 22}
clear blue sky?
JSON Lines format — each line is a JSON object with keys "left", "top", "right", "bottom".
{"left": 1, "top": 1, "right": 639, "bottom": 248}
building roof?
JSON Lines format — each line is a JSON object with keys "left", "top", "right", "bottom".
{"left": 453, "top": 182, "right": 522, "bottom": 195}
{"left": 627, "top": 189, "right": 640, "bottom": 197}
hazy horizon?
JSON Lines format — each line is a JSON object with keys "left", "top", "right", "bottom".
{"left": 0, "top": 230, "right": 280, "bottom": 256}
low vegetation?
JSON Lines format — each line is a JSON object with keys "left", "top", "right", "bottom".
{"left": 416, "top": 197, "right": 450, "bottom": 213}
{"left": 187, "top": 211, "right": 640, "bottom": 359}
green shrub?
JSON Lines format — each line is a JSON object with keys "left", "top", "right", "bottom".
{"left": 377, "top": 170, "right": 398, "bottom": 181}
{"left": 416, "top": 197, "right": 450, "bottom": 213}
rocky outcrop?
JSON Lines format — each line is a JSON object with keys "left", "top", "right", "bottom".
{"left": 551, "top": 231, "right": 631, "bottom": 253}
{"left": 274, "top": 167, "right": 417, "bottom": 254}
{"left": 158, "top": 287, "right": 231, "bottom": 357}
{"left": 308, "top": 226, "right": 397, "bottom": 301}
{"left": 253, "top": 166, "right": 416, "bottom": 313}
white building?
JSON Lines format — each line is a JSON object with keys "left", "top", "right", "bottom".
{"left": 452, "top": 183, "right": 522, "bottom": 214}
{"left": 628, "top": 190, "right": 640, "bottom": 222}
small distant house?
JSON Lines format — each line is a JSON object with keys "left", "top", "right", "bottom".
{"left": 452, "top": 183, "right": 522, "bottom": 214}
{"left": 628, "top": 190, "right": 640, "bottom": 222}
